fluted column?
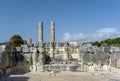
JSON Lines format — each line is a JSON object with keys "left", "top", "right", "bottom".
{"left": 50, "top": 21, "right": 55, "bottom": 43}
{"left": 39, "top": 22, "right": 43, "bottom": 43}
{"left": 50, "top": 21, "right": 55, "bottom": 60}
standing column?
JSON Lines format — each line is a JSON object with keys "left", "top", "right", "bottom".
{"left": 27, "top": 38, "right": 32, "bottom": 45}
{"left": 39, "top": 22, "right": 43, "bottom": 43}
{"left": 50, "top": 21, "right": 55, "bottom": 60}
{"left": 50, "top": 21, "right": 55, "bottom": 43}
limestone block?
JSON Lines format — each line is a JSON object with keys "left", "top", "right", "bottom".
{"left": 13, "top": 65, "right": 30, "bottom": 73}
{"left": 32, "top": 65, "right": 37, "bottom": 72}
{"left": 5, "top": 68, "right": 11, "bottom": 74}
{"left": 78, "top": 64, "right": 84, "bottom": 72}
{"left": 66, "top": 66, "right": 70, "bottom": 71}
{"left": 0, "top": 70, "right": 3, "bottom": 75}
{"left": 16, "top": 47, "right": 22, "bottom": 52}
{"left": 83, "top": 53, "right": 92, "bottom": 64}
{"left": 117, "top": 59, "right": 120, "bottom": 68}
{"left": 82, "top": 49, "right": 111, "bottom": 70}
{"left": 33, "top": 42, "right": 39, "bottom": 48}
{"left": 39, "top": 42, "right": 43, "bottom": 47}
{"left": 29, "top": 65, "right": 33, "bottom": 71}
{"left": 16, "top": 53, "right": 25, "bottom": 66}
{"left": 114, "top": 47, "right": 119, "bottom": 52}
{"left": 36, "top": 65, "right": 44, "bottom": 72}
{"left": 23, "top": 53, "right": 32, "bottom": 65}
{"left": 95, "top": 47, "right": 102, "bottom": 53}
{"left": 54, "top": 54, "right": 64, "bottom": 61}
{"left": 27, "top": 38, "right": 32, "bottom": 45}
{"left": 63, "top": 53, "right": 68, "bottom": 61}
{"left": 88, "top": 64, "right": 102, "bottom": 72}
{"left": 67, "top": 66, "right": 76, "bottom": 71}
{"left": 21, "top": 45, "right": 30, "bottom": 53}
{"left": 0, "top": 45, "right": 6, "bottom": 52}
{"left": 87, "top": 47, "right": 93, "bottom": 52}
{"left": 0, "top": 52, "right": 9, "bottom": 69}
{"left": 95, "top": 65, "right": 101, "bottom": 71}
{"left": 104, "top": 47, "right": 110, "bottom": 53}
{"left": 32, "top": 52, "right": 39, "bottom": 65}
{"left": 110, "top": 48, "right": 114, "bottom": 53}
{"left": 30, "top": 47, "right": 37, "bottom": 53}
{"left": 0, "top": 45, "right": 11, "bottom": 52}
{"left": 88, "top": 66, "right": 95, "bottom": 72}
{"left": 38, "top": 53, "right": 45, "bottom": 65}
{"left": 49, "top": 70, "right": 56, "bottom": 76}
{"left": 76, "top": 66, "right": 82, "bottom": 72}
{"left": 8, "top": 53, "right": 14, "bottom": 67}
{"left": 81, "top": 66, "right": 86, "bottom": 72}
{"left": 110, "top": 53, "right": 119, "bottom": 68}
{"left": 102, "top": 65, "right": 110, "bottom": 71}
{"left": 92, "top": 53, "right": 110, "bottom": 65}
{"left": 32, "top": 53, "right": 36, "bottom": 65}
{"left": 38, "top": 47, "right": 44, "bottom": 52}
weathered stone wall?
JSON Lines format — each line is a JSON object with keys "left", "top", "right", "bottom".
{"left": 0, "top": 44, "right": 120, "bottom": 74}
{"left": 111, "top": 52, "right": 120, "bottom": 68}
{"left": 83, "top": 52, "right": 110, "bottom": 65}
{"left": 0, "top": 52, "right": 9, "bottom": 69}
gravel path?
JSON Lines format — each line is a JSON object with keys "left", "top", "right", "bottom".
{"left": 0, "top": 71, "right": 120, "bottom": 81}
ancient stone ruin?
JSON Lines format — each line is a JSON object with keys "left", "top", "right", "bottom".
{"left": 0, "top": 21, "right": 120, "bottom": 75}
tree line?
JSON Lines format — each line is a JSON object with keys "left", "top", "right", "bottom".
{"left": 92, "top": 37, "right": 120, "bottom": 47}
{"left": 6, "top": 34, "right": 120, "bottom": 47}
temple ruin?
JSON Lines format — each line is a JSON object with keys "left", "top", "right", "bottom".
{"left": 0, "top": 21, "right": 120, "bottom": 75}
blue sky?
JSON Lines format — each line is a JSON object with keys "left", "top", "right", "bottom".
{"left": 0, "top": 0, "right": 120, "bottom": 43}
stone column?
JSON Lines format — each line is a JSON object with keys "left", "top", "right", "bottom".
{"left": 50, "top": 21, "right": 55, "bottom": 43}
{"left": 63, "top": 43, "right": 68, "bottom": 60}
{"left": 50, "top": 21, "right": 55, "bottom": 60}
{"left": 27, "top": 38, "right": 32, "bottom": 45}
{"left": 39, "top": 22, "right": 43, "bottom": 43}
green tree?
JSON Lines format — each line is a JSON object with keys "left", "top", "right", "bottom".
{"left": 9, "top": 34, "right": 24, "bottom": 47}
{"left": 99, "top": 37, "right": 120, "bottom": 47}
{"left": 92, "top": 41, "right": 101, "bottom": 47}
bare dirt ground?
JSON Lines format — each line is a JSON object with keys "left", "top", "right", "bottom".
{"left": 0, "top": 68, "right": 120, "bottom": 81}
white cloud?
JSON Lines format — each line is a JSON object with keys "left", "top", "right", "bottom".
{"left": 63, "top": 33, "right": 86, "bottom": 41}
{"left": 95, "top": 28, "right": 119, "bottom": 39}
{"left": 63, "top": 32, "right": 71, "bottom": 41}
{"left": 97, "top": 28, "right": 117, "bottom": 34}
{"left": 96, "top": 28, "right": 118, "bottom": 38}
{"left": 62, "top": 28, "right": 120, "bottom": 43}
{"left": 74, "top": 33, "right": 86, "bottom": 40}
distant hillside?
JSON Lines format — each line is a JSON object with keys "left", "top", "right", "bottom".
{"left": 0, "top": 42, "right": 9, "bottom": 45}
{"left": 0, "top": 40, "right": 27, "bottom": 46}
{"left": 93, "top": 37, "right": 120, "bottom": 47}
